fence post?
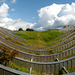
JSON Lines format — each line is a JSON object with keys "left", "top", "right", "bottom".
{"left": 30, "top": 58, "right": 33, "bottom": 74}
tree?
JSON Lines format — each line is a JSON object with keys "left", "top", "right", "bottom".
{"left": 18, "top": 28, "right": 23, "bottom": 31}
{"left": 0, "top": 45, "right": 18, "bottom": 66}
{"left": 26, "top": 28, "right": 34, "bottom": 31}
{"left": 63, "top": 26, "right": 66, "bottom": 28}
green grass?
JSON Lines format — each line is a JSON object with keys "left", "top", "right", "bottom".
{"left": 49, "top": 54, "right": 75, "bottom": 62}
{"left": 59, "top": 54, "right": 75, "bottom": 61}
{"left": 46, "top": 43, "right": 75, "bottom": 55}
{"left": 0, "top": 34, "right": 74, "bottom": 55}
{"left": 8, "top": 61, "right": 29, "bottom": 73}
{"left": 0, "top": 30, "right": 74, "bottom": 51}
{"left": 8, "top": 61, "right": 44, "bottom": 75}
{"left": 13, "top": 29, "right": 65, "bottom": 47}
{"left": 0, "top": 28, "right": 75, "bottom": 75}
{"left": 68, "top": 67, "right": 75, "bottom": 73}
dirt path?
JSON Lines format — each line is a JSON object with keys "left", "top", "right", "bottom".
{"left": 38, "top": 33, "right": 42, "bottom": 47}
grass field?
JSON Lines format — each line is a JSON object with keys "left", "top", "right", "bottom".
{"left": 0, "top": 28, "right": 74, "bottom": 75}
{"left": 13, "top": 29, "right": 65, "bottom": 47}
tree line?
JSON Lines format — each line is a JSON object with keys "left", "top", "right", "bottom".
{"left": 18, "top": 28, "right": 34, "bottom": 31}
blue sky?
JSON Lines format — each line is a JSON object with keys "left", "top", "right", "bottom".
{"left": 4, "top": 0, "right": 75, "bottom": 23}
{"left": 0, "top": 0, "right": 75, "bottom": 30}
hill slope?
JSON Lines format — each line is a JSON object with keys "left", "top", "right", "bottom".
{"left": 60, "top": 25, "right": 75, "bottom": 32}
{"left": 13, "top": 29, "right": 65, "bottom": 47}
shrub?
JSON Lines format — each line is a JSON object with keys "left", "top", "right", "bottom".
{"left": 0, "top": 45, "right": 18, "bottom": 66}
{"left": 26, "top": 28, "right": 34, "bottom": 31}
{"left": 63, "top": 26, "right": 66, "bottom": 28}
{"left": 18, "top": 28, "right": 23, "bottom": 31}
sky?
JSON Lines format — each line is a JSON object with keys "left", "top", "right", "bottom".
{"left": 0, "top": 0, "right": 75, "bottom": 30}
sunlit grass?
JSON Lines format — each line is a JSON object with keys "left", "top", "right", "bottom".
{"left": 13, "top": 29, "right": 65, "bottom": 47}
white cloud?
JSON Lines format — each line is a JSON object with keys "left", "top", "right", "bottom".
{"left": 33, "top": 3, "right": 75, "bottom": 30}
{"left": 0, "top": 3, "right": 34, "bottom": 30}
{"left": 11, "top": 8, "right": 15, "bottom": 11}
{"left": 0, "top": 3, "right": 9, "bottom": 18}
{"left": 11, "top": 0, "right": 16, "bottom": 3}
{"left": 0, "top": 3, "right": 75, "bottom": 31}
